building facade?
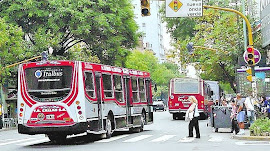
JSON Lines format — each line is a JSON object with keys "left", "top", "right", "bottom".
{"left": 132, "top": 0, "right": 166, "bottom": 62}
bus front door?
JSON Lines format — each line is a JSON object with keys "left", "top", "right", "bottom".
{"left": 95, "top": 72, "right": 103, "bottom": 131}
{"left": 124, "top": 76, "right": 132, "bottom": 125}
{"left": 145, "top": 78, "right": 153, "bottom": 123}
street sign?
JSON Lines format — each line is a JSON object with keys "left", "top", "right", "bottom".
{"left": 165, "top": 0, "right": 203, "bottom": 17}
{"left": 243, "top": 48, "right": 261, "bottom": 65}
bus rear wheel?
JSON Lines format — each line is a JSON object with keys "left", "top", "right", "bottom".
{"left": 140, "top": 112, "right": 146, "bottom": 132}
{"left": 173, "top": 113, "right": 179, "bottom": 120}
{"left": 105, "top": 117, "right": 113, "bottom": 139}
{"left": 48, "top": 134, "right": 67, "bottom": 143}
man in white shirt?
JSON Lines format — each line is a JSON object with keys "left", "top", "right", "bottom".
{"left": 245, "top": 96, "right": 256, "bottom": 125}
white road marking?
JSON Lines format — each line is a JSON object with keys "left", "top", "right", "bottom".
{"left": 208, "top": 136, "right": 223, "bottom": 142}
{"left": 235, "top": 141, "right": 270, "bottom": 146}
{"left": 17, "top": 138, "right": 49, "bottom": 146}
{"left": 67, "top": 132, "right": 88, "bottom": 138}
{"left": 0, "top": 139, "right": 15, "bottom": 142}
{"left": 123, "top": 135, "right": 152, "bottom": 143}
{"left": 96, "top": 135, "right": 129, "bottom": 143}
{"left": 0, "top": 138, "right": 35, "bottom": 146}
{"left": 178, "top": 137, "right": 195, "bottom": 142}
{"left": 150, "top": 135, "right": 176, "bottom": 142}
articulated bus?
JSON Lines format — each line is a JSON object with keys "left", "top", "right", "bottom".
{"left": 17, "top": 60, "right": 153, "bottom": 142}
{"left": 168, "top": 78, "right": 212, "bottom": 120}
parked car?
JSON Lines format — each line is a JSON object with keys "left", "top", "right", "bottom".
{"left": 153, "top": 101, "right": 166, "bottom": 111}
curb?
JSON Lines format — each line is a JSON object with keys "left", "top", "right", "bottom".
{"left": 232, "top": 135, "right": 270, "bottom": 141}
{"left": 0, "top": 127, "right": 17, "bottom": 132}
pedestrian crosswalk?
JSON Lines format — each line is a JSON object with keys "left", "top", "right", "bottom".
{"left": 0, "top": 134, "right": 267, "bottom": 146}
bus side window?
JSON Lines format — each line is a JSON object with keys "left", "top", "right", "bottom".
{"left": 113, "top": 75, "right": 124, "bottom": 103}
{"left": 139, "top": 78, "right": 146, "bottom": 102}
{"left": 102, "top": 74, "right": 114, "bottom": 98}
{"left": 132, "top": 77, "right": 139, "bottom": 102}
{"left": 84, "top": 72, "right": 96, "bottom": 98}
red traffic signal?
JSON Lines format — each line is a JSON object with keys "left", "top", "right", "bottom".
{"left": 247, "top": 47, "right": 253, "bottom": 53}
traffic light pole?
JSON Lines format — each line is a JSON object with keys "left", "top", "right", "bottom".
{"left": 202, "top": 5, "right": 256, "bottom": 98}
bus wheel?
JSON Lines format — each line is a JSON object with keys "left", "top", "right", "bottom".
{"left": 105, "top": 117, "right": 113, "bottom": 139}
{"left": 173, "top": 113, "right": 178, "bottom": 120}
{"left": 48, "top": 134, "right": 67, "bottom": 143}
{"left": 140, "top": 113, "right": 146, "bottom": 132}
{"left": 199, "top": 113, "right": 207, "bottom": 120}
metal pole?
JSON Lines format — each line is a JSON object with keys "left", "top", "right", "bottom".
{"left": 242, "top": 0, "right": 247, "bottom": 51}
{"left": 202, "top": 5, "right": 256, "bottom": 98}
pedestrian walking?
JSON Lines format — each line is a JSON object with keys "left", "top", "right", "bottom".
{"left": 245, "top": 96, "right": 256, "bottom": 125}
{"left": 264, "top": 98, "right": 270, "bottom": 119}
{"left": 235, "top": 93, "right": 246, "bottom": 135}
{"left": 230, "top": 99, "right": 239, "bottom": 134}
{"left": 187, "top": 96, "right": 200, "bottom": 138}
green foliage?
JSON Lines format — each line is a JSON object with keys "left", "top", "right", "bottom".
{"left": 125, "top": 50, "right": 159, "bottom": 73}
{"left": 125, "top": 50, "right": 183, "bottom": 98}
{"left": 0, "top": 0, "right": 139, "bottom": 65}
{"left": 250, "top": 118, "right": 270, "bottom": 136}
{"left": 160, "top": 6, "right": 196, "bottom": 41}
{"left": 160, "top": 2, "right": 261, "bottom": 93}
{"left": 0, "top": 18, "right": 26, "bottom": 84}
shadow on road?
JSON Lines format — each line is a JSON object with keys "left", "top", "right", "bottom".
{"left": 20, "top": 129, "right": 152, "bottom": 148}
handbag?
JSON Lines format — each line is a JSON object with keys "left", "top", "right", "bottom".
{"left": 185, "top": 110, "right": 193, "bottom": 122}
{"left": 188, "top": 111, "right": 194, "bottom": 120}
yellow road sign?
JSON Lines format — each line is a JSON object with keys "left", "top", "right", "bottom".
{"left": 246, "top": 68, "right": 252, "bottom": 75}
{"left": 169, "top": 0, "right": 183, "bottom": 12}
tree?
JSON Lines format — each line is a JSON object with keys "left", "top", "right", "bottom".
{"left": 0, "top": 0, "right": 139, "bottom": 65}
{"left": 160, "top": 0, "right": 261, "bottom": 93}
{"left": 0, "top": 18, "right": 26, "bottom": 85}
{"left": 125, "top": 50, "right": 182, "bottom": 98}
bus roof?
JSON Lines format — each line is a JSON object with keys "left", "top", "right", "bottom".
{"left": 21, "top": 60, "right": 150, "bottom": 77}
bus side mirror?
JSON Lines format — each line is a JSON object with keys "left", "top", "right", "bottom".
{"left": 210, "top": 91, "right": 213, "bottom": 96}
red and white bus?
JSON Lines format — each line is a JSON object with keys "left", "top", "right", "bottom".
{"left": 168, "top": 77, "right": 212, "bottom": 120}
{"left": 17, "top": 60, "right": 153, "bottom": 142}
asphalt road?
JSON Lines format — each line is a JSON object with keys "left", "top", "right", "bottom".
{"left": 0, "top": 111, "right": 269, "bottom": 151}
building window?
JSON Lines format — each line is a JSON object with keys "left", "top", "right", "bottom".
{"left": 142, "top": 23, "right": 146, "bottom": 27}
{"left": 113, "top": 75, "right": 124, "bottom": 103}
{"left": 102, "top": 74, "right": 113, "bottom": 98}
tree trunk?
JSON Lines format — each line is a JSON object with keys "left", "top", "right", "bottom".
{"left": 218, "top": 62, "right": 237, "bottom": 93}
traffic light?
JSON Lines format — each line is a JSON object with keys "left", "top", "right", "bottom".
{"left": 41, "top": 51, "right": 48, "bottom": 61}
{"left": 246, "top": 68, "right": 252, "bottom": 82}
{"left": 141, "top": 0, "right": 150, "bottom": 16}
{"left": 246, "top": 46, "right": 255, "bottom": 66}
{"left": 186, "top": 42, "right": 194, "bottom": 55}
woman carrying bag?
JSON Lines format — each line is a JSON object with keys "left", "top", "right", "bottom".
{"left": 186, "top": 96, "right": 200, "bottom": 138}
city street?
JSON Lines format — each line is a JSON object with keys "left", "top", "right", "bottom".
{"left": 0, "top": 111, "right": 269, "bottom": 151}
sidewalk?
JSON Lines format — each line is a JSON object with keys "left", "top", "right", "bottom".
{"left": 0, "top": 127, "right": 17, "bottom": 132}
{"left": 232, "top": 129, "right": 270, "bottom": 141}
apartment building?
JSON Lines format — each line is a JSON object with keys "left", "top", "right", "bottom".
{"left": 132, "top": 0, "right": 166, "bottom": 62}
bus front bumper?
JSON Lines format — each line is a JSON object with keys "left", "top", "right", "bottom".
{"left": 169, "top": 109, "right": 205, "bottom": 114}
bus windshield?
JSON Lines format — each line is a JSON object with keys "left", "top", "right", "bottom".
{"left": 174, "top": 78, "right": 199, "bottom": 94}
{"left": 25, "top": 66, "right": 73, "bottom": 102}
